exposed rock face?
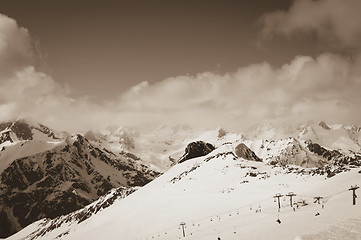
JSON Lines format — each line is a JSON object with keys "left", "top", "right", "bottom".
{"left": 0, "top": 131, "right": 12, "bottom": 145}
{"left": 0, "top": 134, "right": 160, "bottom": 238}
{"left": 235, "top": 143, "right": 262, "bottom": 162}
{"left": 306, "top": 141, "right": 361, "bottom": 174}
{"left": 319, "top": 121, "right": 331, "bottom": 130}
{"left": 179, "top": 141, "right": 215, "bottom": 163}
{"left": 218, "top": 128, "right": 227, "bottom": 138}
{"left": 307, "top": 142, "right": 341, "bottom": 160}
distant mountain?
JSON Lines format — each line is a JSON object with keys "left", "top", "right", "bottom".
{"left": 0, "top": 120, "right": 160, "bottom": 238}
{"left": 0, "top": 119, "right": 60, "bottom": 143}
{"left": 84, "top": 124, "right": 199, "bottom": 171}
{"left": 9, "top": 124, "right": 361, "bottom": 240}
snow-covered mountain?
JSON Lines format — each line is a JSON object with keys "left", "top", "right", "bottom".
{"left": 8, "top": 121, "right": 361, "bottom": 240}
{"left": 0, "top": 119, "right": 66, "bottom": 174}
{"left": 0, "top": 119, "right": 160, "bottom": 238}
{"left": 83, "top": 124, "right": 211, "bottom": 171}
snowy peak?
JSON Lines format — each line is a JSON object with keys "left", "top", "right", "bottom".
{"left": 84, "top": 127, "right": 137, "bottom": 153}
{"left": 0, "top": 119, "right": 61, "bottom": 144}
{"left": 0, "top": 119, "right": 66, "bottom": 175}
{"left": 298, "top": 123, "right": 360, "bottom": 153}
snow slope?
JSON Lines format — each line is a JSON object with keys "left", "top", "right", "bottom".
{"left": 10, "top": 141, "right": 361, "bottom": 240}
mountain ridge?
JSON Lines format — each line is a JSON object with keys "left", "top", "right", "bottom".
{"left": 0, "top": 120, "right": 160, "bottom": 238}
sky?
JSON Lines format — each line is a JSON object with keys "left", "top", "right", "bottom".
{"left": 0, "top": 0, "right": 360, "bottom": 132}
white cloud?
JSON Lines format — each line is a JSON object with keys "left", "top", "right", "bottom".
{"left": 0, "top": 14, "right": 36, "bottom": 79}
{"left": 117, "top": 53, "right": 361, "bottom": 131}
{"left": 260, "top": 0, "right": 361, "bottom": 50}
{"left": 0, "top": 9, "right": 360, "bottom": 133}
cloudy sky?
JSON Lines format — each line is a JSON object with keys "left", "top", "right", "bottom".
{"left": 0, "top": 0, "right": 360, "bottom": 132}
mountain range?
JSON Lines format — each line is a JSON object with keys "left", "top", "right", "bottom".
{"left": 2, "top": 119, "right": 361, "bottom": 239}
{"left": 0, "top": 119, "right": 159, "bottom": 238}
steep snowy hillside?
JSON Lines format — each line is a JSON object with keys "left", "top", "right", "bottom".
{"left": 0, "top": 120, "right": 160, "bottom": 238}
{"left": 10, "top": 140, "right": 361, "bottom": 240}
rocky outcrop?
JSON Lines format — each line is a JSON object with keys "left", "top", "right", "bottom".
{"left": 179, "top": 141, "right": 215, "bottom": 163}
{"left": 0, "top": 131, "right": 12, "bottom": 145}
{"left": 307, "top": 142, "right": 341, "bottom": 160}
{"left": 319, "top": 121, "right": 331, "bottom": 130}
{"left": 235, "top": 143, "right": 262, "bottom": 162}
{"left": 218, "top": 128, "right": 227, "bottom": 138}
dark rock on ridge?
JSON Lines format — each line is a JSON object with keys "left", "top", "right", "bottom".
{"left": 235, "top": 143, "right": 262, "bottom": 162}
{"left": 179, "top": 141, "right": 215, "bottom": 163}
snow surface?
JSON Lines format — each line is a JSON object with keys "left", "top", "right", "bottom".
{"left": 0, "top": 128, "right": 65, "bottom": 174}
{"left": 9, "top": 141, "right": 361, "bottom": 240}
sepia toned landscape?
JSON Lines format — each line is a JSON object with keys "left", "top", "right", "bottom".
{"left": 0, "top": 1, "right": 361, "bottom": 239}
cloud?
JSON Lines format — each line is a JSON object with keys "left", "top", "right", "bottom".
{"left": 117, "top": 53, "right": 361, "bottom": 131}
{"left": 260, "top": 0, "right": 361, "bottom": 50}
{"left": 0, "top": 13, "right": 114, "bottom": 132}
{"left": 0, "top": 14, "right": 37, "bottom": 79}
{"left": 1, "top": 9, "right": 360, "bottom": 133}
